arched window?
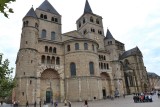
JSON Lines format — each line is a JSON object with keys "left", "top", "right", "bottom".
{"left": 47, "top": 56, "right": 50, "bottom": 64}
{"left": 54, "top": 18, "right": 58, "bottom": 22}
{"left": 75, "top": 43, "right": 79, "bottom": 50}
{"left": 92, "top": 44, "right": 94, "bottom": 51}
{"left": 41, "top": 55, "right": 45, "bottom": 63}
{"left": 101, "top": 62, "right": 103, "bottom": 69}
{"left": 56, "top": 57, "right": 60, "bottom": 65}
{"left": 51, "top": 17, "right": 54, "bottom": 21}
{"left": 26, "top": 21, "right": 29, "bottom": 26}
{"left": 83, "top": 29, "right": 87, "bottom": 34}
{"left": 104, "top": 63, "right": 106, "bottom": 69}
{"left": 51, "top": 32, "right": 56, "bottom": 40}
{"left": 44, "top": 15, "right": 47, "bottom": 19}
{"left": 79, "top": 22, "right": 81, "bottom": 28}
{"left": 41, "top": 29, "right": 46, "bottom": 38}
{"left": 90, "top": 17, "right": 94, "bottom": 22}
{"left": 45, "top": 46, "right": 48, "bottom": 52}
{"left": 107, "top": 63, "right": 109, "bottom": 69}
{"left": 35, "top": 23, "right": 38, "bottom": 28}
{"left": 55, "top": 18, "right": 58, "bottom": 22}
{"left": 83, "top": 18, "right": 85, "bottom": 24}
{"left": 89, "top": 62, "right": 94, "bottom": 75}
{"left": 49, "top": 47, "right": 52, "bottom": 53}
{"left": 84, "top": 43, "right": 88, "bottom": 50}
{"left": 104, "top": 56, "right": 106, "bottom": 60}
{"left": 40, "top": 14, "right": 43, "bottom": 18}
{"left": 70, "top": 62, "right": 76, "bottom": 76}
{"left": 67, "top": 45, "right": 70, "bottom": 52}
{"left": 53, "top": 47, "right": 56, "bottom": 53}
{"left": 99, "top": 55, "right": 101, "bottom": 60}
{"left": 91, "top": 28, "right": 95, "bottom": 32}
{"left": 51, "top": 56, "right": 55, "bottom": 64}
{"left": 96, "top": 18, "right": 100, "bottom": 24}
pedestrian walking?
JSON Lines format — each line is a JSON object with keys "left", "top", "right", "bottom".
{"left": 68, "top": 100, "right": 71, "bottom": 107}
{"left": 123, "top": 93, "right": 125, "bottom": 98}
{"left": 83, "top": 100, "right": 88, "bottom": 107}
{"left": 34, "top": 101, "right": 36, "bottom": 107}
{"left": 39, "top": 100, "right": 41, "bottom": 107}
{"left": 26, "top": 101, "right": 29, "bottom": 107}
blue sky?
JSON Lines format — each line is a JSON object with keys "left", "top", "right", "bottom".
{"left": 0, "top": 0, "right": 160, "bottom": 76}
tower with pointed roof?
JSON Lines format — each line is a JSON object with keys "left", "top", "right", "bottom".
{"left": 14, "top": 0, "right": 149, "bottom": 105}
{"left": 76, "top": 0, "right": 105, "bottom": 49}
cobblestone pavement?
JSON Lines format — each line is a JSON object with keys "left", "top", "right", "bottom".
{"left": 1, "top": 95, "right": 160, "bottom": 107}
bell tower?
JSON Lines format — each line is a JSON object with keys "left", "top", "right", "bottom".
{"left": 15, "top": 7, "right": 39, "bottom": 104}
{"left": 76, "top": 0, "right": 105, "bottom": 49}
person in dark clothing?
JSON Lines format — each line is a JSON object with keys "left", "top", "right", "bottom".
{"left": 26, "top": 101, "right": 29, "bottom": 107}
{"left": 39, "top": 100, "right": 41, "bottom": 107}
{"left": 34, "top": 101, "right": 36, "bottom": 107}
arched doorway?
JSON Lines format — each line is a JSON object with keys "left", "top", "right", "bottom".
{"left": 100, "top": 72, "right": 111, "bottom": 98}
{"left": 41, "top": 68, "right": 60, "bottom": 103}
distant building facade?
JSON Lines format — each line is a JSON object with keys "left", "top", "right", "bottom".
{"left": 14, "top": 0, "right": 149, "bottom": 105}
{"left": 148, "top": 72, "right": 160, "bottom": 90}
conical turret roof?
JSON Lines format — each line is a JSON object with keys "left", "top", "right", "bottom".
{"left": 24, "top": 7, "right": 37, "bottom": 18}
{"left": 84, "top": 0, "right": 93, "bottom": 14}
{"left": 105, "top": 29, "right": 114, "bottom": 39}
{"left": 37, "top": 0, "right": 60, "bottom": 15}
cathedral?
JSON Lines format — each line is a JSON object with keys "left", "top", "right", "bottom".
{"left": 14, "top": 0, "right": 149, "bottom": 105}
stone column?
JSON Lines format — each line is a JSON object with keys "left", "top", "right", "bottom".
{"left": 66, "top": 79, "right": 68, "bottom": 99}
{"left": 60, "top": 78, "right": 65, "bottom": 102}
{"left": 36, "top": 78, "right": 41, "bottom": 103}
{"left": 78, "top": 78, "right": 82, "bottom": 101}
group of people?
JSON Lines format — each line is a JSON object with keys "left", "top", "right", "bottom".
{"left": 133, "top": 93, "right": 152, "bottom": 103}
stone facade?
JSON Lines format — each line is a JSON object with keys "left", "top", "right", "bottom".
{"left": 14, "top": 0, "right": 149, "bottom": 105}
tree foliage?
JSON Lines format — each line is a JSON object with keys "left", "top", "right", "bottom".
{"left": 0, "top": 53, "right": 16, "bottom": 99}
{"left": 0, "top": 0, "right": 16, "bottom": 18}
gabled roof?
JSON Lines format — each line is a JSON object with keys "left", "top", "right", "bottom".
{"left": 120, "top": 47, "right": 142, "bottom": 59}
{"left": 24, "top": 7, "right": 37, "bottom": 18}
{"left": 84, "top": 0, "right": 93, "bottom": 14}
{"left": 105, "top": 29, "right": 114, "bottom": 39}
{"left": 37, "top": 0, "right": 60, "bottom": 15}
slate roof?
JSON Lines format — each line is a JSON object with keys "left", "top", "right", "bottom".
{"left": 84, "top": 0, "right": 93, "bottom": 14}
{"left": 148, "top": 72, "right": 159, "bottom": 78}
{"left": 24, "top": 7, "right": 37, "bottom": 18}
{"left": 37, "top": 0, "right": 60, "bottom": 15}
{"left": 120, "top": 47, "right": 142, "bottom": 59}
{"left": 105, "top": 29, "right": 114, "bottom": 39}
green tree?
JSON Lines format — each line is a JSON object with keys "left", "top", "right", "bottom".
{"left": 0, "top": 53, "right": 16, "bottom": 99}
{"left": 0, "top": 0, "right": 16, "bottom": 18}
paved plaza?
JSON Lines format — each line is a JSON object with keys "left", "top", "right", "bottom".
{"left": 1, "top": 95, "right": 160, "bottom": 107}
